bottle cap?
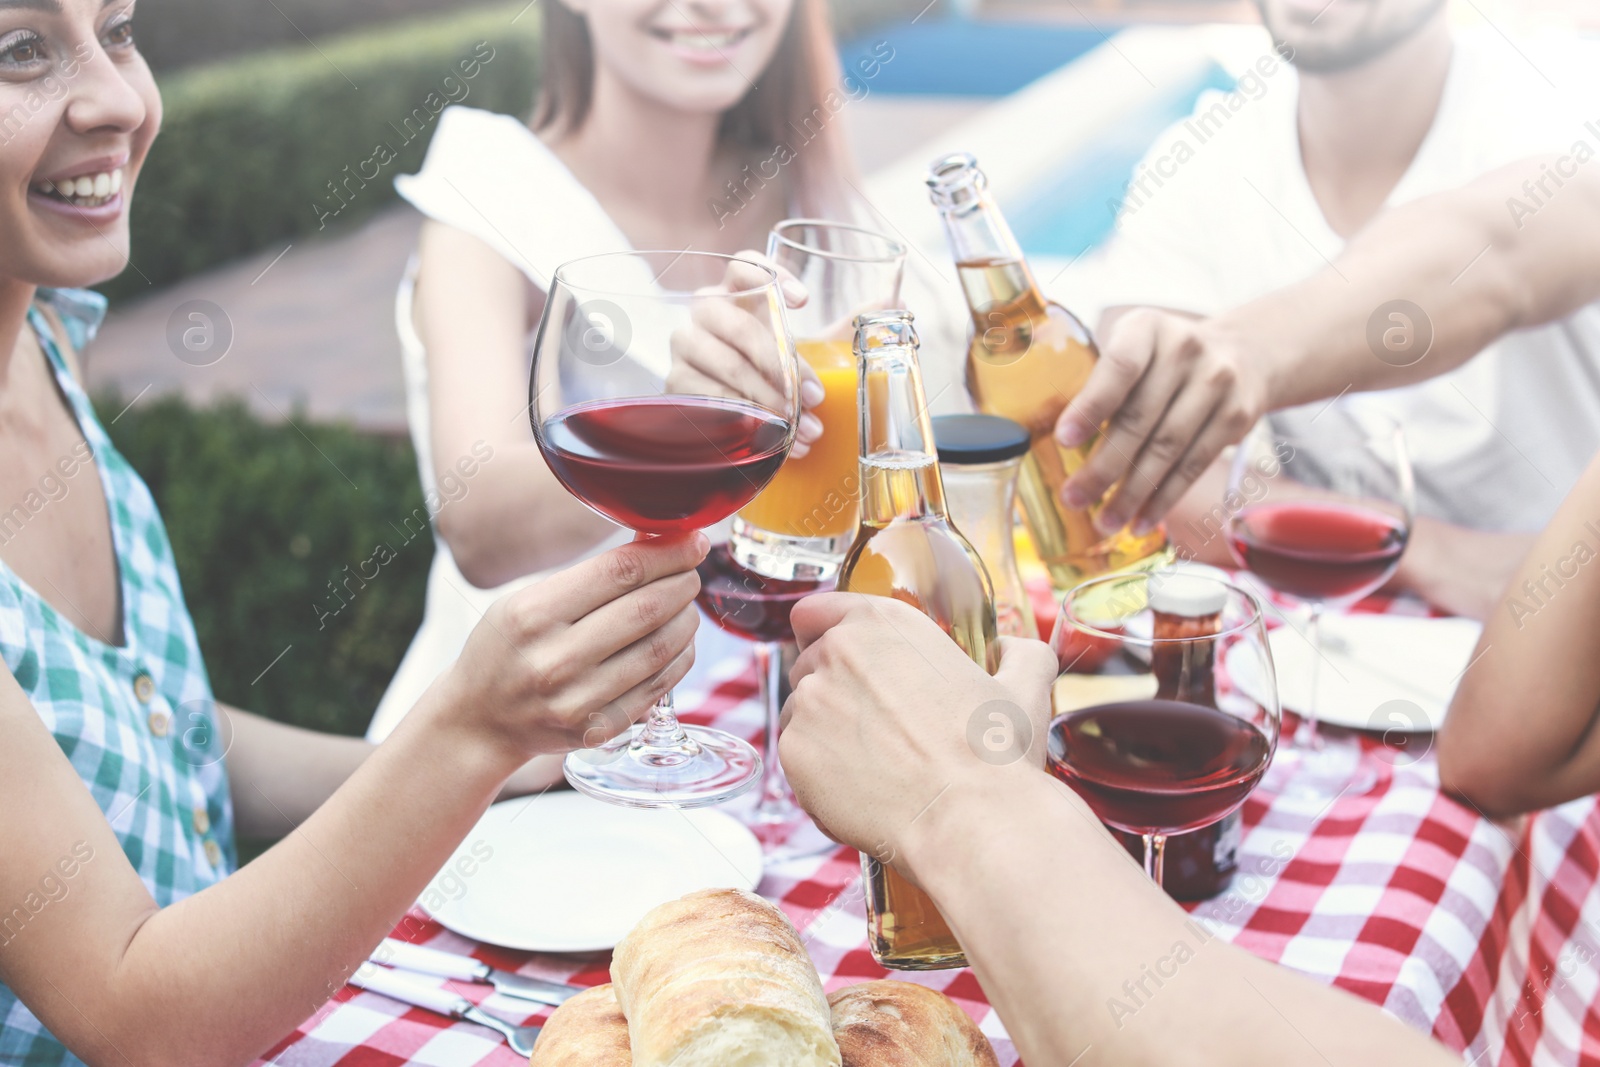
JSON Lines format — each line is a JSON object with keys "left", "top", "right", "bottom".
{"left": 932, "top": 414, "right": 1030, "bottom": 465}
{"left": 1149, "top": 565, "right": 1230, "bottom": 618}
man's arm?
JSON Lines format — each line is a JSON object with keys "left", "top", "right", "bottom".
{"left": 1063, "top": 156, "right": 1600, "bottom": 533}
{"left": 781, "top": 595, "right": 1458, "bottom": 1067}
{"left": 1438, "top": 449, "right": 1600, "bottom": 817}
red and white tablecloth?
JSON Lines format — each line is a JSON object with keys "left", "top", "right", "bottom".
{"left": 259, "top": 595, "right": 1600, "bottom": 1067}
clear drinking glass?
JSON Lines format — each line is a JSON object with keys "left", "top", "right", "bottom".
{"left": 1048, "top": 572, "right": 1280, "bottom": 884}
{"left": 530, "top": 251, "right": 801, "bottom": 809}
{"left": 1224, "top": 415, "right": 1414, "bottom": 799}
{"left": 731, "top": 220, "right": 905, "bottom": 582}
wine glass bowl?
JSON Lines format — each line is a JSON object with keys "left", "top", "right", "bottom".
{"left": 530, "top": 251, "right": 802, "bottom": 808}
{"left": 1047, "top": 572, "right": 1279, "bottom": 882}
{"left": 696, "top": 543, "right": 837, "bottom": 860}
{"left": 1223, "top": 415, "right": 1414, "bottom": 799}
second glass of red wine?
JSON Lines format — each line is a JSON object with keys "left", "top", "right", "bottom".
{"left": 531, "top": 251, "right": 801, "bottom": 809}
{"left": 1224, "top": 416, "right": 1414, "bottom": 799}
{"left": 1048, "top": 571, "right": 1280, "bottom": 885}
{"left": 696, "top": 544, "right": 836, "bottom": 859}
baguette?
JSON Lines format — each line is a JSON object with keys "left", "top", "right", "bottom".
{"left": 611, "top": 888, "right": 840, "bottom": 1067}
{"left": 527, "top": 984, "right": 630, "bottom": 1066}
{"left": 829, "top": 980, "right": 1000, "bottom": 1067}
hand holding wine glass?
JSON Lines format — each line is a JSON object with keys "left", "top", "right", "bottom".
{"left": 532, "top": 250, "right": 802, "bottom": 808}
{"left": 438, "top": 534, "right": 708, "bottom": 758}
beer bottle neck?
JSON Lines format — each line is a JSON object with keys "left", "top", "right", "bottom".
{"left": 937, "top": 188, "right": 1030, "bottom": 274}
{"left": 856, "top": 343, "right": 948, "bottom": 526}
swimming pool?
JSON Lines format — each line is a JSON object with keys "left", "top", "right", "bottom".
{"left": 842, "top": 17, "right": 1240, "bottom": 260}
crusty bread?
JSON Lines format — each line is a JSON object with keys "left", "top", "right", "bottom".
{"left": 528, "top": 984, "right": 630, "bottom": 1066}
{"left": 828, "top": 980, "right": 1000, "bottom": 1067}
{"left": 611, "top": 888, "right": 840, "bottom": 1067}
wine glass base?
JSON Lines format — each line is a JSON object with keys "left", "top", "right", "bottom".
{"left": 728, "top": 793, "right": 839, "bottom": 862}
{"left": 1272, "top": 732, "right": 1376, "bottom": 803}
{"left": 563, "top": 725, "right": 763, "bottom": 809}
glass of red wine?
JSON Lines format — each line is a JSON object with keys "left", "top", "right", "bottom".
{"left": 1224, "top": 415, "right": 1414, "bottom": 799}
{"left": 1049, "top": 571, "right": 1279, "bottom": 884}
{"left": 695, "top": 544, "right": 836, "bottom": 859}
{"left": 531, "top": 251, "right": 801, "bottom": 808}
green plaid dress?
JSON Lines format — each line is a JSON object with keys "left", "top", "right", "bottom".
{"left": 0, "top": 290, "right": 236, "bottom": 1066}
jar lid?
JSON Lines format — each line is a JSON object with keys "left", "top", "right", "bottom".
{"left": 1149, "top": 565, "right": 1230, "bottom": 617}
{"left": 932, "top": 414, "right": 1030, "bottom": 465}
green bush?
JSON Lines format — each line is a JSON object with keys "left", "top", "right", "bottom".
{"left": 102, "top": 394, "right": 432, "bottom": 738}
{"left": 104, "top": 3, "right": 542, "bottom": 301}
{"left": 136, "top": 0, "right": 474, "bottom": 73}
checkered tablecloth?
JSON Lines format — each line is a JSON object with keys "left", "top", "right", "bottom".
{"left": 259, "top": 595, "right": 1600, "bottom": 1067}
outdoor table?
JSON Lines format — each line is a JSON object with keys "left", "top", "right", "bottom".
{"left": 260, "top": 595, "right": 1600, "bottom": 1066}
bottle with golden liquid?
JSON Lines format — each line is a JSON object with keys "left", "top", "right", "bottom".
{"left": 838, "top": 309, "right": 998, "bottom": 971}
{"left": 926, "top": 153, "right": 1173, "bottom": 594}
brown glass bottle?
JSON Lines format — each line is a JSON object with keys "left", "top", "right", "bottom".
{"left": 927, "top": 154, "right": 1172, "bottom": 598}
{"left": 838, "top": 310, "right": 998, "bottom": 970}
{"left": 1116, "top": 567, "right": 1241, "bottom": 900}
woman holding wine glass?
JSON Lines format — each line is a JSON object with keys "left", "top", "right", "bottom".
{"left": 0, "top": 1, "right": 717, "bottom": 1056}
{"left": 368, "top": 0, "right": 967, "bottom": 752}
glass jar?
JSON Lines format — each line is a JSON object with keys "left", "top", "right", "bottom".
{"left": 933, "top": 415, "right": 1038, "bottom": 639}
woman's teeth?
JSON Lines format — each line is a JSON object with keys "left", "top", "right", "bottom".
{"left": 33, "top": 168, "right": 124, "bottom": 208}
{"left": 668, "top": 29, "right": 749, "bottom": 51}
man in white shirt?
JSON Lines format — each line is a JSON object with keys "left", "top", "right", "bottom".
{"left": 1058, "top": 0, "right": 1600, "bottom": 616}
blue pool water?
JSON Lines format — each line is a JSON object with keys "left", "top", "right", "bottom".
{"left": 842, "top": 17, "right": 1239, "bottom": 259}
{"left": 840, "top": 17, "right": 1106, "bottom": 97}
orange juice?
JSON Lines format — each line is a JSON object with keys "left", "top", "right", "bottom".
{"left": 737, "top": 338, "right": 860, "bottom": 538}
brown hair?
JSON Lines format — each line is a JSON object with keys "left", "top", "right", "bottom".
{"left": 532, "top": 0, "right": 857, "bottom": 220}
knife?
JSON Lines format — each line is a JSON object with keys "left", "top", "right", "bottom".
{"left": 373, "top": 938, "right": 581, "bottom": 1007}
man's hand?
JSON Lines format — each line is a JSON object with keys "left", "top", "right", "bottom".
{"left": 1059, "top": 309, "right": 1272, "bottom": 535}
{"left": 779, "top": 593, "right": 1057, "bottom": 883}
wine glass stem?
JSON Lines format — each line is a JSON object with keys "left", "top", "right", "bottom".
{"left": 1143, "top": 833, "right": 1167, "bottom": 884}
{"left": 1296, "top": 604, "right": 1325, "bottom": 752}
{"left": 755, "top": 641, "right": 793, "bottom": 819}
{"left": 634, "top": 689, "right": 694, "bottom": 751}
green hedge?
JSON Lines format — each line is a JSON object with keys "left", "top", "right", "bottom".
{"left": 104, "top": 3, "right": 542, "bottom": 301}
{"left": 135, "top": 0, "right": 473, "bottom": 73}
{"left": 102, "top": 394, "right": 431, "bottom": 738}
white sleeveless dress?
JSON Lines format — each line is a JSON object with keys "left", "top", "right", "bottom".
{"left": 368, "top": 106, "right": 969, "bottom": 741}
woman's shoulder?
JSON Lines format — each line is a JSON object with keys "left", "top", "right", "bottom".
{"left": 395, "top": 107, "right": 631, "bottom": 287}
{"left": 399, "top": 106, "right": 572, "bottom": 196}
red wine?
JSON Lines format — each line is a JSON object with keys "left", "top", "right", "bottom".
{"left": 696, "top": 545, "right": 826, "bottom": 643}
{"left": 543, "top": 397, "right": 790, "bottom": 534}
{"left": 1228, "top": 501, "right": 1407, "bottom": 601}
{"left": 1047, "top": 700, "right": 1271, "bottom": 835}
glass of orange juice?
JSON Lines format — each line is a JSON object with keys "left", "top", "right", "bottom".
{"left": 732, "top": 221, "right": 906, "bottom": 581}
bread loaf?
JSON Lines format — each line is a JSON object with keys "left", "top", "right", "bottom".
{"left": 611, "top": 888, "right": 840, "bottom": 1066}
{"left": 528, "top": 984, "right": 630, "bottom": 1066}
{"left": 829, "top": 980, "right": 1000, "bottom": 1067}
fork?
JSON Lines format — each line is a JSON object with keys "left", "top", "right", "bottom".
{"left": 350, "top": 962, "right": 543, "bottom": 1057}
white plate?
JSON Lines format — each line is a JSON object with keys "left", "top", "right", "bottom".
{"left": 426, "top": 792, "right": 763, "bottom": 953}
{"left": 1235, "top": 614, "right": 1482, "bottom": 733}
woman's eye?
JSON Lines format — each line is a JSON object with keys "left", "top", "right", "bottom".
{"left": 0, "top": 32, "right": 46, "bottom": 66}
{"left": 105, "top": 19, "right": 135, "bottom": 48}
